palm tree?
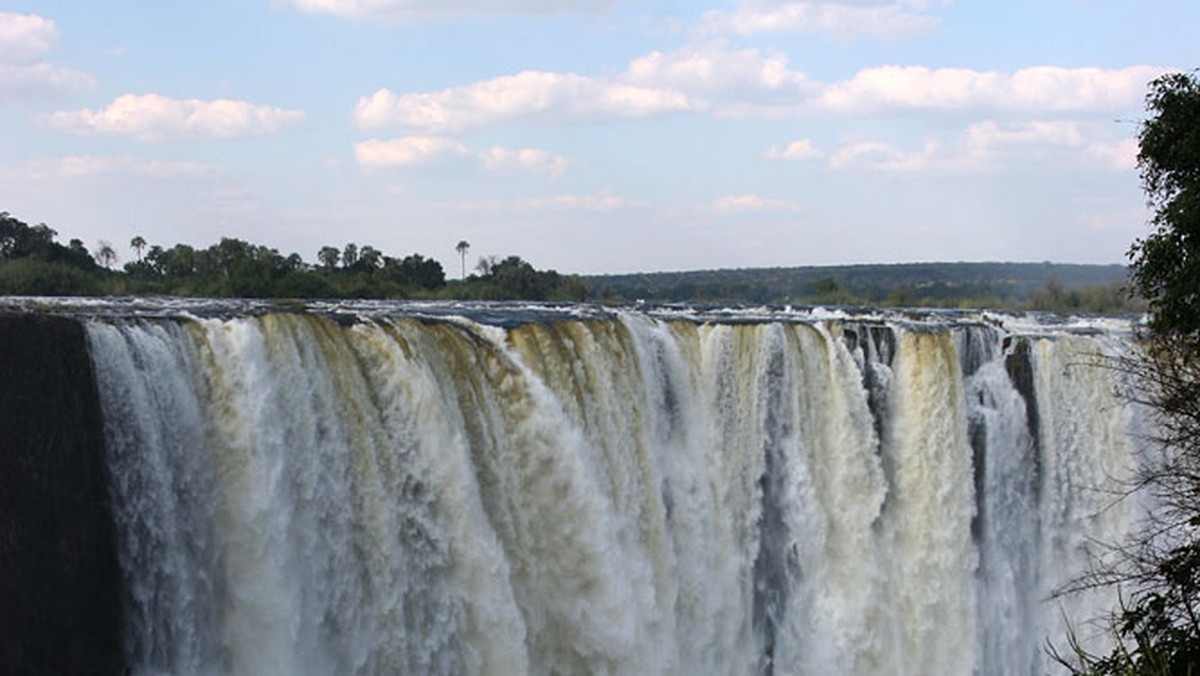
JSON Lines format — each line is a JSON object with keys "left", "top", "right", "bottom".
{"left": 317, "top": 246, "right": 340, "bottom": 270}
{"left": 95, "top": 240, "right": 117, "bottom": 269}
{"left": 130, "top": 235, "right": 146, "bottom": 261}
{"left": 455, "top": 240, "right": 470, "bottom": 281}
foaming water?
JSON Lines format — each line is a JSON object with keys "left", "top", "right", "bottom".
{"left": 82, "top": 305, "right": 1142, "bottom": 676}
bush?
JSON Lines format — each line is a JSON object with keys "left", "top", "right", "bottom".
{"left": 0, "top": 259, "right": 103, "bottom": 296}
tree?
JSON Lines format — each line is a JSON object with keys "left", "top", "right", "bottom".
{"left": 1, "top": 213, "right": 58, "bottom": 260}
{"left": 383, "top": 254, "right": 445, "bottom": 290}
{"left": 491, "top": 255, "right": 551, "bottom": 299}
{"left": 95, "top": 240, "right": 117, "bottom": 269}
{"left": 1059, "top": 70, "right": 1200, "bottom": 676}
{"left": 358, "top": 245, "right": 382, "bottom": 270}
{"left": 456, "top": 240, "right": 470, "bottom": 281}
{"left": 130, "top": 235, "right": 146, "bottom": 261}
{"left": 317, "top": 246, "right": 340, "bottom": 270}
{"left": 475, "top": 255, "right": 497, "bottom": 276}
{"left": 342, "top": 243, "right": 358, "bottom": 269}
{"left": 1130, "top": 71, "right": 1200, "bottom": 344}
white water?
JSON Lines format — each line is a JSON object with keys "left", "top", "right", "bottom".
{"left": 85, "top": 309, "right": 1141, "bottom": 676}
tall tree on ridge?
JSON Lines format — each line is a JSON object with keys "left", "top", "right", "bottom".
{"left": 456, "top": 240, "right": 470, "bottom": 281}
{"left": 130, "top": 236, "right": 146, "bottom": 261}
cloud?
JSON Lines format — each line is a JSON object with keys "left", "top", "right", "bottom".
{"left": 479, "top": 146, "right": 569, "bottom": 177}
{"left": 965, "top": 120, "right": 1137, "bottom": 170}
{"left": 765, "top": 139, "right": 824, "bottom": 160}
{"left": 0, "top": 11, "right": 57, "bottom": 63}
{"left": 355, "top": 71, "right": 697, "bottom": 132}
{"left": 830, "top": 120, "right": 1138, "bottom": 174}
{"left": 712, "top": 194, "right": 803, "bottom": 213}
{"left": 1085, "top": 138, "right": 1138, "bottom": 171}
{"left": 515, "top": 188, "right": 637, "bottom": 212}
{"left": 626, "top": 44, "right": 809, "bottom": 97}
{"left": 279, "top": 0, "right": 617, "bottom": 20}
{"left": 817, "top": 65, "right": 1166, "bottom": 113}
{"left": 698, "top": 0, "right": 943, "bottom": 39}
{"left": 354, "top": 44, "right": 809, "bottom": 132}
{"left": 42, "top": 94, "right": 305, "bottom": 141}
{"left": 443, "top": 188, "right": 643, "bottom": 213}
{"left": 354, "top": 136, "right": 469, "bottom": 167}
{"left": 829, "top": 139, "right": 950, "bottom": 172}
{"left": 0, "top": 63, "right": 95, "bottom": 103}
{"left": 0, "top": 12, "right": 95, "bottom": 104}
{"left": 5, "top": 155, "right": 223, "bottom": 180}
{"left": 356, "top": 45, "right": 1162, "bottom": 133}
{"left": 354, "top": 137, "right": 570, "bottom": 176}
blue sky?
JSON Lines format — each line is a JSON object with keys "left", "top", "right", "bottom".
{"left": 2, "top": 0, "right": 1197, "bottom": 274}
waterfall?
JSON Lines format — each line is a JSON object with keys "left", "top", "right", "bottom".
{"left": 82, "top": 307, "right": 1142, "bottom": 676}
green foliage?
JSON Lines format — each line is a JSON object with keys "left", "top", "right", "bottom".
{"left": 0, "top": 210, "right": 1137, "bottom": 308}
{"left": 0, "top": 258, "right": 103, "bottom": 296}
{"left": 442, "top": 255, "right": 584, "bottom": 301}
{"left": 1, "top": 212, "right": 99, "bottom": 271}
{"left": 1131, "top": 71, "right": 1200, "bottom": 343}
{"left": 587, "top": 261, "right": 1136, "bottom": 311}
{"left": 317, "top": 246, "right": 340, "bottom": 270}
{"left": 1059, "top": 70, "right": 1200, "bottom": 676}
{"left": 1030, "top": 277, "right": 1146, "bottom": 315}
{"left": 0, "top": 213, "right": 590, "bottom": 302}
{"left": 381, "top": 254, "right": 444, "bottom": 290}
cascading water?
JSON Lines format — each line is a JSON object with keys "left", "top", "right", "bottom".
{"left": 77, "top": 303, "right": 1143, "bottom": 676}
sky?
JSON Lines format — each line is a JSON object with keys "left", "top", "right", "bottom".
{"left": 1, "top": 1, "right": 1197, "bottom": 275}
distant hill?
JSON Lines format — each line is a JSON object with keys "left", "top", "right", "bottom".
{"left": 584, "top": 262, "right": 1132, "bottom": 309}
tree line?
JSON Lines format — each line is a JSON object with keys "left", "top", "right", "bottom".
{"left": 0, "top": 215, "right": 586, "bottom": 302}
{"left": 0, "top": 210, "right": 1151, "bottom": 314}
{"left": 590, "top": 266, "right": 1145, "bottom": 314}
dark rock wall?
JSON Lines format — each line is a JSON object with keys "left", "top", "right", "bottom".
{"left": 0, "top": 314, "right": 122, "bottom": 676}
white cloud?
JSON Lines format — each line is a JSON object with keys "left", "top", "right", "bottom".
{"left": 965, "top": 120, "right": 1138, "bottom": 170}
{"left": 356, "top": 48, "right": 1163, "bottom": 133}
{"left": 712, "top": 194, "right": 802, "bottom": 213}
{"left": 829, "top": 139, "right": 949, "bottom": 172}
{"left": 516, "top": 188, "right": 638, "bottom": 212}
{"left": 817, "top": 65, "right": 1166, "bottom": 113}
{"left": 765, "top": 139, "right": 824, "bottom": 160}
{"left": 353, "top": 44, "right": 808, "bottom": 132}
{"left": 479, "top": 146, "right": 569, "bottom": 177}
{"left": 965, "top": 119, "right": 1086, "bottom": 150}
{"left": 5, "top": 155, "right": 223, "bottom": 180}
{"left": 0, "top": 12, "right": 95, "bottom": 104}
{"left": 354, "top": 70, "right": 697, "bottom": 132}
{"left": 444, "top": 188, "right": 641, "bottom": 213}
{"left": 0, "top": 63, "right": 95, "bottom": 103}
{"left": 0, "top": 12, "right": 57, "bottom": 63}
{"left": 354, "top": 136, "right": 469, "bottom": 167}
{"left": 699, "top": 0, "right": 942, "bottom": 40}
{"left": 355, "top": 137, "right": 571, "bottom": 177}
{"left": 1086, "top": 138, "right": 1138, "bottom": 171}
{"left": 42, "top": 93, "right": 305, "bottom": 141}
{"left": 626, "top": 44, "right": 808, "bottom": 96}
{"left": 830, "top": 120, "right": 1138, "bottom": 174}
{"left": 280, "top": 0, "right": 616, "bottom": 20}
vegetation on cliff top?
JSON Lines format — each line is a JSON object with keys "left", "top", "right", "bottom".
{"left": 1, "top": 210, "right": 1142, "bottom": 312}
{"left": 0, "top": 214, "right": 586, "bottom": 302}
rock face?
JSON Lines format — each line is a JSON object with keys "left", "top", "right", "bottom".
{"left": 0, "top": 314, "right": 122, "bottom": 676}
